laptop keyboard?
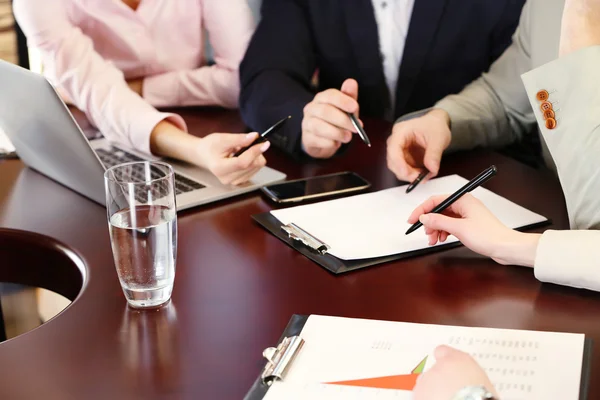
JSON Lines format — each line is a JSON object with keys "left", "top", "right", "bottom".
{"left": 96, "top": 148, "right": 206, "bottom": 196}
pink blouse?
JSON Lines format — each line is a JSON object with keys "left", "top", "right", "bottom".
{"left": 13, "top": 0, "right": 256, "bottom": 154}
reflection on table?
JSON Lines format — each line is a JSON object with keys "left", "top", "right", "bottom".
{"left": 0, "top": 283, "right": 70, "bottom": 340}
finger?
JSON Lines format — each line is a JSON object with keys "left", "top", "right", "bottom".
{"left": 419, "top": 213, "right": 463, "bottom": 238}
{"left": 304, "top": 102, "right": 356, "bottom": 132}
{"left": 221, "top": 156, "right": 265, "bottom": 185}
{"left": 303, "top": 130, "right": 343, "bottom": 152}
{"left": 221, "top": 132, "right": 259, "bottom": 151}
{"left": 428, "top": 232, "right": 439, "bottom": 246}
{"left": 387, "top": 151, "right": 421, "bottom": 183}
{"left": 340, "top": 79, "right": 359, "bottom": 115}
{"left": 231, "top": 166, "right": 263, "bottom": 186}
{"left": 314, "top": 89, "right": 359, "bottom": 114}
{"left": 439, "top": 231, "right": 449, "bottom": 242}
{"left": 303, "top": 114, "right": 353, "bottom": 142}
{"left": 407, "top": 195, "right": 449, "bottom": 224}
{"left": 434, "top": 345, "right": 458, "bottom": 360}
{"left": 387, "top": 127, "right": 422, "bottom": 182}
{"left": 218, "top": 141, "right": 270, "bottom": 177}
{"left": 423, "top": 139, "right": 445, "bottom": 177}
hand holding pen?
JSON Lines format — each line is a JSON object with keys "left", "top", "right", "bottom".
{"left": 234, "top": 116, "right": 290, "bottom": 157}
{"left": 301, "top": 78, "right": 370, "bottom": 159}
{"left": 405, "top": 165, "right": 498, "bottom": 235}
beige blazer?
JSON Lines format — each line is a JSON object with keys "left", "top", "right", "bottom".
{"left": 433, "top": 0, "right": 600, "bottom": 291}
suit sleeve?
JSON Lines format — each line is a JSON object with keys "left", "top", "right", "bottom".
{"left": 434, "top": 1, "right": 536, "bottom": 151}
{"left": 535, "top": 231, "right": 600, "bottom": 292}
{"left": 239, "top": 0, "right": 316, "bottom": 156}
{"left": 521, "top": 46, "right": 600, "bottom": 291}
{"left": 143, "top": 0, "right": 255, "bottom": 109}
{"left": 12, "top": 0, "right": 186, "bottom": 155}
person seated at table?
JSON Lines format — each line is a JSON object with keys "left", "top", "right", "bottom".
{"left": 396, "top": 0, "right": 600, "bottom": 292}
{"left": 13, "top": 0, "right": 267, "bottom": 185}
{"left": 239, "top": 0, "right": 526, "bottom": 159}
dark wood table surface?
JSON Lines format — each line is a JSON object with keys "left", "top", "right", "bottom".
{"left": 1, "top": 108, "right": 599, "bottom": 399}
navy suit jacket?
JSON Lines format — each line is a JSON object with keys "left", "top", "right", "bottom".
{"left": 240, "top": 0, "right": 526, "bottom": 157}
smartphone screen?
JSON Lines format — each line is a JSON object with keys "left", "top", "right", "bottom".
{"left": 262, "top": 172, "right": 370, "bottom": 202}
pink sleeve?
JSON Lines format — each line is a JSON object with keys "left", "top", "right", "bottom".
{"left": 143, "top": 0, "right": 256, "bottom": 109}
{"left": 12, "top": 0, "right": 187, "bottom": 155}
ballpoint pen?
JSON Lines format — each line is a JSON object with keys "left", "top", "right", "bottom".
{"left": 348, "top": 113, "right": 371, "bottom": 147}
{"left": 405, "top": 165, "right": 498, "bottom": 235}
{"left": 233, "top": 116, "right": 291, "bottom": 157}
{"left": 406, "top": 170, "right": 429, "bottom": 193}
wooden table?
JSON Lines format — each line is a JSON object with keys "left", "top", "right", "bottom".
{"left": 0, "top": 108, "right": 598, "bottom": 399}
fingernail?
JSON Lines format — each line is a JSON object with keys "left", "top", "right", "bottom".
{"left": 419, "top": 215, "right": 429, "bottom": 224}
{"left": 246, "top": 132, "right": 257, "bottom": 140}
{"left": 260, "top": 141, "right": 270, "bottom": 152}
{"left": 345, "top": 132, "right": 352, "bottom": 142}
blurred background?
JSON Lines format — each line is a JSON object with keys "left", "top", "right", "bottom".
{"left": 0, "top": 0, "right": 17, "bottom": 64}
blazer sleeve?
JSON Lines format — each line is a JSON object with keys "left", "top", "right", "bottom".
{"left": 535, "top": 230, "right": 600, "bottom": 292}
{"left": 521, "top": 46, "right": 600, "bottom": 230}
{"left": 12, "top": 0, "right": 186, "bottom": 155}
{"left": 239, "top": 0, "right": 316, "bottom": 156}
{"left": 143, "top": 0, "right": 256, "bottom": 109}
{"left": 522, "top": 46, "right": 600, "bottom": 291}
{"left": 433, "top": 1, "right": 536, "bottom": 152}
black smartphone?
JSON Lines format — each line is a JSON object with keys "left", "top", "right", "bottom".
{"left": 261, "top": 172, "right": 371, "bottom": 203}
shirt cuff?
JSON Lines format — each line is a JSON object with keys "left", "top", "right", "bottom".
{"left": 534, "top": 230, "right": 600, "bottom": 291}
{"left": 143, "top": 71, "right": 181, "bottom": 108}
{"left": 129, "top": 111, "right": 187, "bottom": 156}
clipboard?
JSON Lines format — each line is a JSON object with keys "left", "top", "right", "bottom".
{"left": 252, "top": 212, "right": 551, "bottom": 275}
{"left": 244, "top": 315, "right": 593, "bottom": 400}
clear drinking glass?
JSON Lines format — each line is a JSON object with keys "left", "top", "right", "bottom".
{"left": 104, "top": 161, "right": 177, "bottom": 309}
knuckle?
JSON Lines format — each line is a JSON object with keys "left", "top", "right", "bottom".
{"left": 303, "top": 102, "right": 313, "bottom": 115}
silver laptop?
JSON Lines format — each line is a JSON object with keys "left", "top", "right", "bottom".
{"left": 0, "top": 60, "right": 286, "bottom": 210}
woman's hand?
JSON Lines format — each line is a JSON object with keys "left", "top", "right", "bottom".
{"left": 407, "top": 193, "right": 541, "bottom": 267}
{"left": 413, "top": 345, "right": 497, "bottom": 400}
{"left": 195, "top": 132, "right": 269, "bottom": 185}
{"left": 150, "top": 122, "right": 269, "bottom": 185}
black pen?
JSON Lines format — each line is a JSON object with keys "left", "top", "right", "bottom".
{"left": 348, "top": 113, "right": 371, "bottom": 147}
{"left": 406, "top": 170, "right": 429, "bottom": 193}
{"left": 405, "top": 165, "right": 498, "bottom": 235}
{"left": 233, "top": 116, "right": 291, "bottom": 157}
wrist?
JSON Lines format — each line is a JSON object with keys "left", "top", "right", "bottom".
{"left": 428, "top": 108, "right": 451, "bottom": 128}
{"left": 188, "top": 136, "right": 211, "bottom": 170}
{"left": 150, "top": 120, "right": 202, "bottom": 166}
{"left": 491, "top": 231, "right": 541, "bottom": 268}
{"left": 452, "top": 385, "right": 498, "bottom": 400}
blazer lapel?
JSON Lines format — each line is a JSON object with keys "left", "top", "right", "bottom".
{"left": 342, "top": 0, "right": 390, "bottom": 116}
{"left": 394, "top": 0, "right": 449, "bottom": 116}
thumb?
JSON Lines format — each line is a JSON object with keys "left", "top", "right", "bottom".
{"left": 341, "top": 78, "right": 359, "bottom": 101}
{"left": 423, "top": 141, "right": 444, "bottom": 177}
{"left": 419, "top": 213, "right": 461, "bottom": 236}
{"left": 221, "top": 132, "right": 258, "bottom": 150}
{"left": 434, "top": 345, "right": 459, "bottom": 360}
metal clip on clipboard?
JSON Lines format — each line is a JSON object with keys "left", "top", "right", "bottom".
{"left": 281, "top": 223, "right": 330, "bottom": 255}
{"left": 261, "top": 336, "right": 305, "bottom": 385}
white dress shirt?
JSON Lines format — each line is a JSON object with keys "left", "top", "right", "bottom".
{"left": 371, "top": 0, "right": 415, "bottom": 115}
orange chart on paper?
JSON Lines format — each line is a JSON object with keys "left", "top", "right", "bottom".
{"left": 325, "top": 356, "right": 428, "bottom": 391}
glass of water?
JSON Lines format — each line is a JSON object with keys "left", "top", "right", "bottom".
{"left": 104, "top": 161, "right": 177, "bottom": 309}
